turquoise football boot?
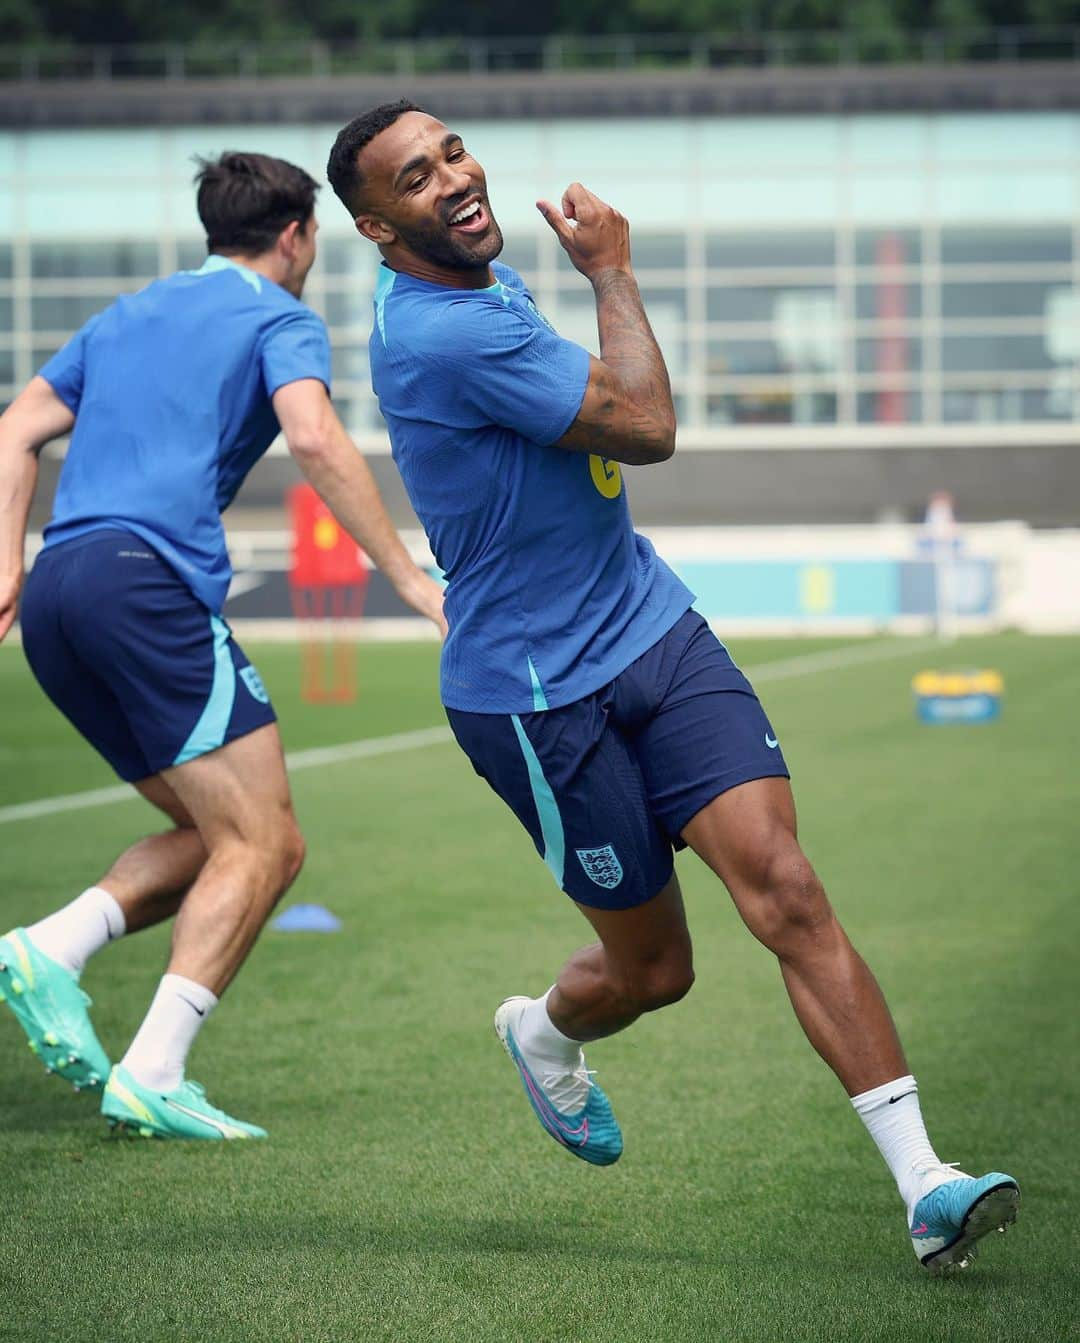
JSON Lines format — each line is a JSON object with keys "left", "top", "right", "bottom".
{"left": 101, "top": 1065, "right": 267, "bottom": 1140}
{"left": 0, "top": 927, "right": 111, "bottom": 1092}
{"left": 910, "top": 1169, "right": 1020, "bottom": 1272}
{"left": 494, "top": 996, "right": 623, "bottom": 1167}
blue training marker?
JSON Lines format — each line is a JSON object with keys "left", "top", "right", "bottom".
{"left": 271, "top": 903, "right": 342, "bottom": 933}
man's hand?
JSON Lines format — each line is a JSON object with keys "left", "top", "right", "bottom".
{"left": 536, "top": 184, "right": 632, "bottom": 282}
{"left": 274, "top": 379, "right": 449, "bottom": 639}
{"left": 396, "top": 568, "right": 448, "bottom": 639}
{"left": 537, "top": 185, "right": 675, "bottom": 466}
{"left": 0, "top": 377, "right": 75, "bottom": 644}
{"left": 0, "top": 569, "right": 22, "bottom": 643}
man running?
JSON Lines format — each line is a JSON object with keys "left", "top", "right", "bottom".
{"left": 0, "top": 150, "right": 444, "bottom": 1140}
{"left": 325, "top": 101, "right": 1017, "bottom": 1272}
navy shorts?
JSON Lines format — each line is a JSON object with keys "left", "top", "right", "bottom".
{"left": 21, "top": 529, "right": 276, "bottom": 783}
{"left": 447, "top": 610, "right": 790, "bottom": 911}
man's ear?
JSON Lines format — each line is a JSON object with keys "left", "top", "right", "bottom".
{"left": 355, "top": 213, "right": 395, "bottom": 245}
{"left": 279, "top": 218, "right": 304, "bottom": 259}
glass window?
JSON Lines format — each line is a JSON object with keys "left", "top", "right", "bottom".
{"left": 0, "top": 347, "right": 13, "bottom": 382}
{"left": 856, "top": 336, "right": 923, "bottom": 375}
{"left": 639, "top": 287, "right": 688, "bottom": 374}
{"left": 632, "top": 233, "right": 686, "bottom": 270}
{"left": 318, "top": 238, "right": 380, "bottom": 278}
{"left": 30, "top": 240, "right": 158, "bottom": 278}
{"left": 942, "top": 333, "right": 1061, "bottom": 373}
{"left": 941, "top": 227, "right": 1071, "bottom": 266}
{"left": 942, "top": 280, "right": 1074, "bottom": 321}
{"left": 706, "top": 232, "right": 835, "bottom": 269}
{"left": 0, "top": 245, "right": 11, "bottom": 279}
{"left": 857, "top": 389, "right": 922, "bottom": 424}
{"left": 0, "top": 297, "right": 11, "bottom": 330}
{"left": 332, "top": 395, "right": 384, "bottom": 432}
{"left": 550, "top": 290, "right": 598, "bottom": 351}
{"left": 943, "top": 385, "right": 1075, "bottom": 422}
{"left": 707, "top": 285, "right": 836, "bottom": 325}
{"left": 707, "top": 336, "right": 835, "bottom": 377}
{"left": 177, "top": 239, "right": 207, "bottom": 270}
{"left": 499, "top": 236, "right": 539, "bottom": 274}
{"left": 639, "top": 286, "right": 687, "bottom": 321}
{"left": 855, "top": 229, "right": 921, "bottom": 267}
{"left": 706, "top": 388, "right": 837, "bottom": 425}
{"left": 323, "top": 289, "right": 374, "bottom": 330}
{"left": 32, "top": 293, "right": 117, "bottom": 331}
{"left": 331, "top": 343, "right": 369, "bottom": 384}
{"left": 855, "top": 283, "right": 922, "bottom": 320}
{"left": 33, "top": 342, "right": 64, "bottom": 367}
{"left": 556, "top": 287, "right": 687, "bottom": 372}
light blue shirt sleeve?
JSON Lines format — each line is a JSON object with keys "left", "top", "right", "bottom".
{"left": 424, "top": 298, "right": 591, "bottom": 446}
{"left": 38, "top": 313, "right": 103, "bottom": 414}
{"left": 260, "top": 310, "right": 332, "bottom": 398}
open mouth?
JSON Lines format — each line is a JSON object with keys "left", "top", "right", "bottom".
{"left": 446, "top": 198, "right": 489, "bottom": 236}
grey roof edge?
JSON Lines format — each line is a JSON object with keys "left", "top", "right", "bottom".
{"left": 3, "top": 62, "right": 1080, "bottom": 129}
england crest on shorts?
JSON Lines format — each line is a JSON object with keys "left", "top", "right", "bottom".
{"left": 576, "top": 844, "right": 624, "bottom": 890}
{"left": 239, "top": 664, "right": 270, "bottom": 704}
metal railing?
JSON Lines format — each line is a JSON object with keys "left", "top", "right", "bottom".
{"left": 2, "top": 26, "right": 1079, "bottom": 83}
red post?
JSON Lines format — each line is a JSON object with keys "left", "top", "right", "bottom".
{"left": 287, "top": 484, "right": 370, "bottom": 703}
{"left": 875, "top": 232, "right": 908, "bottom": 425}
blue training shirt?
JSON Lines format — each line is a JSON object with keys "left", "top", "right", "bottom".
{"left": 39, "top": 255, "right": 331, "bottom": 613}
{"left": 370, "top": 260, "right": 693, "bottom": 714}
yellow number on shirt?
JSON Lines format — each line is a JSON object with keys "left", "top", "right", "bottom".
{"left": 589, "top": 454, "right": 623, "bottom": 499}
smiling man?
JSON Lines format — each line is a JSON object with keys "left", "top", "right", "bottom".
{"left": 325, "top": 101, "right": 1018, "bottom": 1272}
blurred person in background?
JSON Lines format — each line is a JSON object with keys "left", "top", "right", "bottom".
{"left": 0, "top": 150, "right": 444, "bottom": 1140}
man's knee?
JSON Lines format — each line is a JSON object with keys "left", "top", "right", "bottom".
{"left": 267, "top": 813, "right": 305, "bottom": 894}
{"left": 747, "top": 846, "right": 834, "bottom": 951}
{"left": 280, "top": 818, "right": 306, "bottom": 889}
{"left": 222, "top": 811, "right": 305, "bottom": 897}
{"left": 621, "top": 952, "right": 695, "bottom": 1013}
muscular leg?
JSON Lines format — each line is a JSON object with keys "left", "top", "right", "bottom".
{"left": 681, "top": 775, "right": 906, "bottom": 1096}
{"left": 154, "top": 722, "right": 305, "bottom": 996}
{"left": 496, "top": 873, "right": 693, "bottom": 1165}
{"left": 546, "top": 872, "right": 695, "bottom": 1042}
{"left": 112, "top": 722, "right": 304, "bottom": 1114}
{"left": 22, "top": 776, "right": 207, "bottom": 976}
{"left": 94, "top": 776, "right": 208, "bottom": 934}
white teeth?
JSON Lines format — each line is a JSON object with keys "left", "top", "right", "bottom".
{"left": 450, "top": 201, "right": 480, "bottom": 225}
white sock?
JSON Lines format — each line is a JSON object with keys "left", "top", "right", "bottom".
{"left": 851, "top": 1075, "right": 956, "bottom": 1214}
{"left": 120, "top": 973, "right": 218, "bottom": 1093}
{"left": 515, "top": 988, "right": 588, "bottom": 1112}
{"left": 25, "top": 886, "right": 126, "bottom": 977}
{"left": 517, "top": 988, "right": 583, "bottom": 1063}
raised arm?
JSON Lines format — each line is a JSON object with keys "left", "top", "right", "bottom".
{"left": 271, "top": 378, "right": 446, "bottom": 636}
{"left": 0, "top": 377, "right": 76, "bottom": 641}
{"left": 537, "top": 183, "right": 675, "bottom": 465}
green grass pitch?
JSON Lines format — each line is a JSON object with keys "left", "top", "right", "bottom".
{"left": 1, "top": 633, "right": 1078, "bottom": 1342}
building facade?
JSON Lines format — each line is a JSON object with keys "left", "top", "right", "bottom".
{"left": 2, "top": 104, "right": 1078, "bottom": 522}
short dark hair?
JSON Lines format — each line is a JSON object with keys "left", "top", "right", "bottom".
{"left": 194, "top": 151, "right": 319, "bottom": 255}
{"left": 327, "top": 99, "right": 425, "bottom": 216}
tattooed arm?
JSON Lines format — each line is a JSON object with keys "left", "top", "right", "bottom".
{"left": 536, "top": 183, "right": 675, "bottom": 465}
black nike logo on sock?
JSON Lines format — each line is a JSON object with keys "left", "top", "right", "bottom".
{"left": 889, "top": 1090, "right": 917, "bottom": 1104}
{"left": 102, "top": 912, "right": 118, "bottom": 942}
{"left": 178, "top": 995, "right": 206, "bottom": 1017}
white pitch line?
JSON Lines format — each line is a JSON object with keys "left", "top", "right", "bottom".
{"left": 0, "top": 637, "right": 939, "bottom": 826}
{"left": 744, "top": 635, "right": 940, "bottom": 683}
{"left": 0, "top": 726, "right": 455, "bottom": 826}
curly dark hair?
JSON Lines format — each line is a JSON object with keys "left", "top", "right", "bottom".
{"left": 326, "top": 99, "right": 426, "bottom": 216}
